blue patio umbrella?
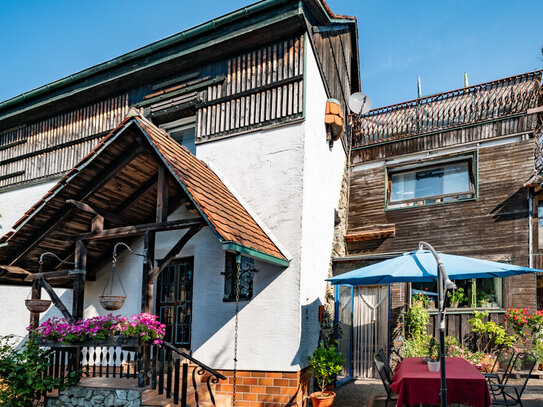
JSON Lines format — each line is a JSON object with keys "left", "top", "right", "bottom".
{"left": 327, "top": 249, "right": 540, "bottom": 286}
{"left": 328, "top": 242, "right": 541, "bottom": 407}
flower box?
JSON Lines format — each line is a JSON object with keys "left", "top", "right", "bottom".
{"left": 40, "top": 336, "right": 140, "bottom": 350}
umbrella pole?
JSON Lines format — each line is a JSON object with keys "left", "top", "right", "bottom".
{"left": 438, "top": 269, "right": 447, "bottom": 407}
{"left": 419, "top": 242, "right": 455, "bottom": 407}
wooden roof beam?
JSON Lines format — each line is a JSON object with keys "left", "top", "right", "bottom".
{"left": 66, "top": 199, "right": 134, "bottom": 226}
{"left": 70, "top": 218, "right": 206, "bottom": 241}
{"left": 115, "top": 174, "right": 157, "bottom": 214}
{"left": 9, "top": 143, "right": 144, "bottom": 266}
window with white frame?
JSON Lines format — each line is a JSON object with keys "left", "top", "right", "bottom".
{"left": 160, "top": 117, "right": 196, "bottom": 154}
{"left": 386, "top": 155, "right": 476, "bottom": 209}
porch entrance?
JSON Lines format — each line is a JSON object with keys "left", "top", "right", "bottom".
{"left": 352, "top": 285, "right": 388, "bottom": 378}
{"left": 336, "top": 285, "right": 389, "bottom": 379}
{"left": 157, "top": 257, "right": 194, "bottom": 349}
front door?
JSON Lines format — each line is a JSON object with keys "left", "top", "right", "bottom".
{"left": 156, "top": 258, "right": 194, "bottom": 349}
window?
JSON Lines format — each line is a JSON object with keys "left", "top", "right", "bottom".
{"left": 387, "top": 156, "right": 476, "bottom": 209}
{"left": 224, "top": 253, "right": 254, "bottom": 301}
{"left": 160, "top": 117, "right": 196, "bottom": 154}
{"left": 412, "top": 277, "right": 502, "bottom": 309}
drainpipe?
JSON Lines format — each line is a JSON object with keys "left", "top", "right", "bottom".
{"left": 529, "top": 190, "right": 533, "bottom": 268}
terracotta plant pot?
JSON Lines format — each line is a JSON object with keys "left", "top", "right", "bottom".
{"left": 310, "top": 391, "right": 336, "bottom": 407}
{"left": 25, "top": 299, "right": 51, "bottom": 313}
{"left": 451, "top": 301, "right": 459, "bottom": 308}
{"left": 99, "top": 295, "right": 126, "bottom": 310}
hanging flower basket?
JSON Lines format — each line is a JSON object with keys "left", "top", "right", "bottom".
{"left": 25, "top": 299, "right": 51, "bottom": 313}
{"left": 99, "top": 295, "right": 126, "bottom": 311}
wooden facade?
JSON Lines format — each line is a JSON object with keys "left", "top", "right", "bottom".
{"left": 340, "top": 71, "right": 543, "bottom": 350}
{"left": 0, "top": 2, "right": 358, "bottom": 192}
{"left": 0, "top": 95, "right": 129, "bottom": 189}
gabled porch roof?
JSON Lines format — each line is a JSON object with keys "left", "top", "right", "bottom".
{"left": 0, "top": 114, "right": 288, "bottom": 284}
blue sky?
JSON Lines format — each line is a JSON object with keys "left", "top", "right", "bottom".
{"left": 0, "top": 0, "right": 541, "bottom": 108}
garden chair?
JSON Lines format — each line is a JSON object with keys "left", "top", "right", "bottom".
{"left": 489, "top": 352, "right": 536, "bottom": 407}
{"left": 377, "top": 348, "right": 394, "bottom": 383}
{"left": 483, "top": 346, "right": 516, "bottom": 385}
{"left": 373, "top": 352, "right": 397, "bottom": 407}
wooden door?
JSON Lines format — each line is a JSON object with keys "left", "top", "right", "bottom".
{"left": 156, "top": 258, "right": 194, "bottom": 349}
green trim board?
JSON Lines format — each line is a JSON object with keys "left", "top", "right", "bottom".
{"left": 222, "top": 242, "right": 290, "bottom": 267}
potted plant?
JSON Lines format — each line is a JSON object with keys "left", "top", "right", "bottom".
{"left": 448, "top": 288, "right": 467, "bottom": 308}
{"left": 427, "top": 338, "right": 440, "bottom": 372}
{"left": 412, "top": 293, "right": 428, "bottom": 308}
{"left": 309, "top": 343, "right": 344, "bottom": 406}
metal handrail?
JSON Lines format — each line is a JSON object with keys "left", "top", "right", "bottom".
{"left": 350, "top": 69, "right": 543, "bottom": 148}
{"left": 162, "top": 341, "right": 226, "bottom": 380}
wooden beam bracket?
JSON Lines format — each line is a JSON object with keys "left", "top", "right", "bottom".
{"left": 149, "top": 224, "right": 203, "bottom": 282}
{"left": 39, "top": 278, "right": 75, "bottom": 323}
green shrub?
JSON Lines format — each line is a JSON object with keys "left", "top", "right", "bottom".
{"left": 401, "top": 334, "right": 432, "bottom": 358}
{"left": 468, "top": 311, "right": 516, "bottom": 353}
{"left": 0, "top": 334, "right": 82, "bottom": 406}
{"left": 405, "top": 303, "right": 429, "bottom": 340}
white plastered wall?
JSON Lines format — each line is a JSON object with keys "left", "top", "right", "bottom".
{"left": 0, "top": 180, "right": 68, "bottom": 338}
{"left": 196, "top": 122, "right": 305, "bottom": 371}
{"left": 298, "top": 36, "right": 347, "bottom": 363}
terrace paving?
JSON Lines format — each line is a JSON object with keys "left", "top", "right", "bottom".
{"left": 334, "top": 378, "right": 543, "bottom": 406}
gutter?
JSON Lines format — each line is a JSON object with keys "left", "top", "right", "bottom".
{"left": 0, "top": 0, "right": 292, "bottom": 114}
{"left": 222, "top": 242, "right": 290, "bottom": 267}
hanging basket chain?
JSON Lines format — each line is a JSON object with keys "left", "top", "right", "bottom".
{"left": 232, "top": 255, "right": 242, "bottom": 407}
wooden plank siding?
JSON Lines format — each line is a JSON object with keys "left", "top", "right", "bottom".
{"left": 347, "top": 137, "right": 537, "bottom": 310}
{"left": 427, "top": 311, "right": 505, "bottom": 348}
{"left": 310, "top": 26, "right": 353, "bottom": 120}
{"left": 0, "top": 95, "right": 129, "bottom": 190}
{"left": 197, "top": 36, "right": 304, "bottom": 142}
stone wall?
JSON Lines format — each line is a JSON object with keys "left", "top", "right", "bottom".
{"left": 47, "top": 387, "right": 141, "bottom": 407}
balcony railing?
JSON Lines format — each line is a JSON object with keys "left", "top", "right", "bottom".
{"left": 350, "top": 70, "right": 543, "bottom": 148}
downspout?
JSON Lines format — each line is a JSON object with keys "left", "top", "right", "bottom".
{"left": 529, "top": 189, "right": 533, "bottom": 268}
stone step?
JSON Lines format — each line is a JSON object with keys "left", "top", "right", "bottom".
{"left": 141, "top": 380, "right": 229, "bottom": 407}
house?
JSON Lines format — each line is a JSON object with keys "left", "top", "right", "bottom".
{"left": 0, "top": 0, "right": 360, "bottom": 405}
{"left": 333, "top": 70, "right": 543, "bottom": 379}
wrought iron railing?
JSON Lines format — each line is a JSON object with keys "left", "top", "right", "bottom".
{"left": 41, "top": 341, "right": 226, "bottom": 407}
{"left": 350, "top": 70, "right": 543, "bottom": 148}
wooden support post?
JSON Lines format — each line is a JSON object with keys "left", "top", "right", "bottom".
{"left": 29, "top": 280, "right": 42, "bottom": 329}
{"left": 142, "top": 231, "right": 155, "bottom": 386}
{"left": 156, "top": 166, "right": 168, "bottom": 223}
{"left": 72, "top": 240, "right": 87, "bottom": 321}
{"left": 142, "top": 231, "right": 156, "bottom": 314}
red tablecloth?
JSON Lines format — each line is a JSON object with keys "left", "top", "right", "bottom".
{"left": 390, "top": 357, "right": 492, "bottom": 407}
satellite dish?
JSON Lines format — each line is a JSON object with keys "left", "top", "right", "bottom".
{"left": 348, "top": 92, "right": 372, "bottom": 115}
